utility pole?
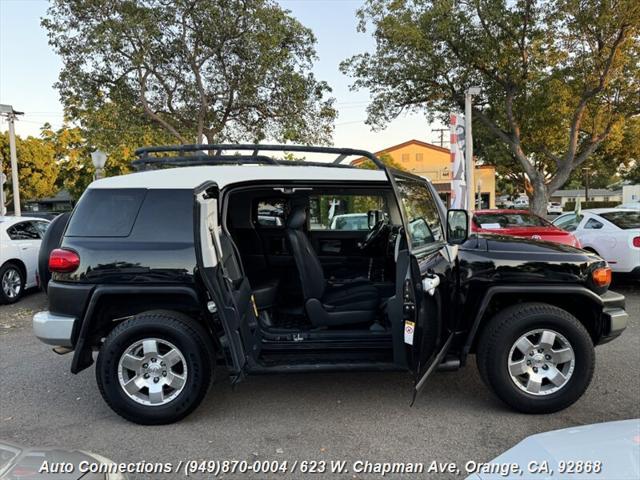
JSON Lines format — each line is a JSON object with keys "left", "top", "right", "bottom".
{"left": 431, "top": 128, "right": 448, "bottom": 148}
{"left": 582, "top": 167, "right": 591, "bottom": 205}
{"left": 465, "top": 87, "right": 481, "bottom": 212}
{"left": 0, "top": 104, "right": 23, "bottom": 216}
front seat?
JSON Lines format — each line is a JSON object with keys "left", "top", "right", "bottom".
{"left": 285, "top": 207, "right": 379, "bottom": 327}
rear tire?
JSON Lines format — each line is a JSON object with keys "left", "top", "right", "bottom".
{"left": 0, "top": 262, "right": 25, "bottom": 304}
{"left": 96, "top": 311, "right": 213, "bottom": 425}
{"left": 477, "top": 302, "right": 594, "bottom": 413}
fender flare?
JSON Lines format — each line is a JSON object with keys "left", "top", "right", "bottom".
{"left": 461, "top": 285, "right": 604, "bottom": 363}
{"left": 71, "top": 285, "right": 202, "bottom": 374}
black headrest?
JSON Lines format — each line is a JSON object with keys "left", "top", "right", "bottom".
{"left": 287, "top": 207, "right": 307, "bottom": 229}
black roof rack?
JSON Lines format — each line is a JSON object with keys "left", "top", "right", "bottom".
{"left": 132, "top": 144, "right": 385, "bottom": 171}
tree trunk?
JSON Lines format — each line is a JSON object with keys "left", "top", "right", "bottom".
{"left": 529, "top": 178, "right": 548, "bottom": 216}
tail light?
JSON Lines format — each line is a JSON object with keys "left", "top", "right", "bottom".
{"left": 591, "top": 266, "right": 612, "bottom": 288}
{"left": 633, "top": 236, "right": 640, "bottom": 248}
{"left": 49, "top": 248, "right": 80, "bottom": 273}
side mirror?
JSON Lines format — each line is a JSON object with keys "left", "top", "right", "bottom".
{"left": 447, "top": 209, "right": 469, "bottom": 245}
{"left": 367, "top": 209, "right": 382, "bottom": 229}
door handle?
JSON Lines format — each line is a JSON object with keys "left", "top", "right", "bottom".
{"left": 422, "top": 275, "right": 440, "bottom": 296}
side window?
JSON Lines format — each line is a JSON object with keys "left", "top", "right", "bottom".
{"left": 555, "top": 214, "right": 583, "bottom": 232}
{"left": 394, "top": 177, "right": 444, "bottom": 250}
{"left": 308, "top": 194, "right": 387, "bottom": 231}
{"left": 66, "top": 189, "right": 147, "bottom": 237}
{"left": 254, "top": 198, "right": 287, "bottom": 228}
{"left": 584, "top": 218, "right": 603, "bottom": 230}
{"left": 34, "top": 221, "right": 50, "bottom": 236}
{"left": 6, "top": 221, "right": 42, "bottom": 240}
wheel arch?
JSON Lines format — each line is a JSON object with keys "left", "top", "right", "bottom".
{"left": 462, "top": 286, "right": 605, "bottom": 362}
{"left": 1, "top": 258, "right": 26, "bottom": 278}
{"left": 71, "top": 285, "right": 217, "bottom": 374}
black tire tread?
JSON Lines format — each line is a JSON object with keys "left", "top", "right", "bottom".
{"left": 96, "top": 310, "right": 213, "bottom": 425}
{"left": 477, "top": 302, "right": 594, "bottom": 414}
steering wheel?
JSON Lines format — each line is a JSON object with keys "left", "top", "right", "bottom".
{"left": 359, "top": 220, "right": 388, "bottom": 251}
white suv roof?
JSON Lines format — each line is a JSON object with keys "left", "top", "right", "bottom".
{"left": 90, "top": 165, "right": 390, "bottom": 190}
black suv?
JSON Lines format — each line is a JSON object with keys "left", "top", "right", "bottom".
{"left": 33, "top": 144, "right": 628, "bottom": 425}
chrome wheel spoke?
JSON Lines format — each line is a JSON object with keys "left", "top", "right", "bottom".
{"left": 162, "top": 348, "right": 182, "bottom": 367}
{"left": 514, "top": 336, "right": 535, "bottom": 354}
{"left": 123, "top": 376, "right": 146, "bottom": 395}
{"left": 166, "top": 372, "right": 186, "bottom": 390}
{"left": 121, "top": 353, "right": 142, "bottom": 371}
{"left": 509, "top": 359, "right": 528, "bottom": 376}
{"left": 142, "top": 339, "right": 158, "bottom": 356}
{"left": 526, "top": 375, "right": 542, "bottom": 394}
{"left": 148, "top": 383, "right": 164, "bottom": 404}
{"left": 546, "top": 366, "right": 567, "bottom": 387}
{"left": 539, "top": 330, "right": 556, "bottom": 349}
{"left": 552, "top": 347, "right": 573, "bottom": 364}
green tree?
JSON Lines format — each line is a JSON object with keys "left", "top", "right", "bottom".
{"left": 43, "top": 0, "right": 337, "bottom": 145}
{"left": 357, "top": 151, "right": 406, "bottom": 170}
{"left": 0, "top": 133, "right": 59, "bottom": 210}
{"left": 341, "top": 0, "right": 640, "bottom": 215}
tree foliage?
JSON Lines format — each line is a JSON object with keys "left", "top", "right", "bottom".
{"left": 0, "top": 133, "right": 59, "bottom": 209}
{"left": 341, "top": 0, "right": 640, "bottom": 214}
{"left": 43, "top": 0, "right": 336, "bottom": 145}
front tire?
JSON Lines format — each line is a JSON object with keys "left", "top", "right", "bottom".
{"left": 477, "top": 302, "right": 594, "bottom": 413}
{"left": 0, "top": 262, "right": 25, "bottom": 304}
{"left": 96, "top": 311, "right": 213, "bottom": 425}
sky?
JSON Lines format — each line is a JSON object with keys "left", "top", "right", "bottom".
{"left": 0, "top": 0, "right": 446, "bottom": 152}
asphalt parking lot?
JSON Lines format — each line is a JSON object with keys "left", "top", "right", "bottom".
{"left": 1, "top": 280, "right": 638, "bottom": 479}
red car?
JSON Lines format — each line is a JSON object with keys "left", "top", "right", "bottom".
{"left": 472, "top": 209, "right": 581, "bottom": 247}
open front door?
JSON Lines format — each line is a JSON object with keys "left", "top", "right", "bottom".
{"left": 194, "top": 184, "right": 261, "bottom": 382}
{"left": 388, "top": 172, "right": 455, "bottom": 403}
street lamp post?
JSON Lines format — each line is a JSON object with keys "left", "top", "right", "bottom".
{"left": 91, "top": 150, "right": 108, "bottom": 180}
{"left": 0, "top": 104, "right": 24, "bottom": 216}
{"left": 465, "top": 87, "right": 481, "bottom": 212}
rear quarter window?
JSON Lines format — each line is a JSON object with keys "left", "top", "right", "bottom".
{"left": 65, "top": 189, "right": 147, "bottom": 237}
{"left": 599, "top": 211, "right": 640, "bottom": 229}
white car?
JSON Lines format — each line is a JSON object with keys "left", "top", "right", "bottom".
{"left": 0, "top": 216, "right": 50, "bottom": 303}
{"left": 553, "top": 209, "right": 640, "bottom": 275}
{"left": 617, "top": 201, "right": 640, "bottom": 211}
{"left": 512, "top": 197, "right": 529, "bottom": 209}
{"left": 546, "top": 202, "right": 563, "bottom": 215}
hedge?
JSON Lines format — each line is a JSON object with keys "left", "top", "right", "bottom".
{"left": 563, "top": 201, "right": 619, "bottom": 211}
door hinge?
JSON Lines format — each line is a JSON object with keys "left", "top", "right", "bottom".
{"left": 422, "top": 275, "right": 440, "bottom": 296}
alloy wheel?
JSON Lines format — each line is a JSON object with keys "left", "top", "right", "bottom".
{"left": 117, "top": 338, "right": 188, "bottom": 406}
{"left": 1, "top": 268, "right": 22, "bottom": 299}
{"left": 507, "top": 329, "right": 575, "bottom": 396}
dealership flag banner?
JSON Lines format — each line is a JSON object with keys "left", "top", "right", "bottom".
{"left": 450, "top": 113, "right": 467, "bottom": 209}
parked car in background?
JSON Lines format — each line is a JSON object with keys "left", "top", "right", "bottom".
{"left": 468, "top": 419, "right": 640, "bottom": 480}
{"left": 511, "top": 197, "right": 529, "bottom": 209}
{"left": 472, "top": 210, "right": 581, "bottom": 247}
{"left": 0, "top": 439, "right": 126, "bottom": 479}
{"left": 617, "top": 201, "right": 640, "bottom": 211}
{"left": 329, "top": 213, "right": 369, "bottom": 230}
{"left": 547, "top": 202, "right": 563, "bottom": 215}
{"left": 553, "top": 209, "right": 640, "bottom": 276}
{"left": 0, "top": 216, "right": 50, "bottom": 304}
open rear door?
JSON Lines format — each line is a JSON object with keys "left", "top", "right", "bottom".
{"left": 194, "top": 183, "right": 261, "bottom": 382}
{"left": 387, "top": 172, "right": 455, "bottom": 403}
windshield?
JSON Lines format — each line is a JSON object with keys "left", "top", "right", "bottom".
{"left": 474, "top": 213, "right": 549, "bottom": 228}
{"left": 599, "top": 211, "right": 640, "bottom": 229}
{"left": 331, "top": 214, "right": 368, "bottom": 231}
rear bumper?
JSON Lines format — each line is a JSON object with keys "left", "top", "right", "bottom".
{"left": 33, "top": 311, "right": 77, "bottom": 347}
{"left": 597, "top": 290, "right": 629, "bottom": 345}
